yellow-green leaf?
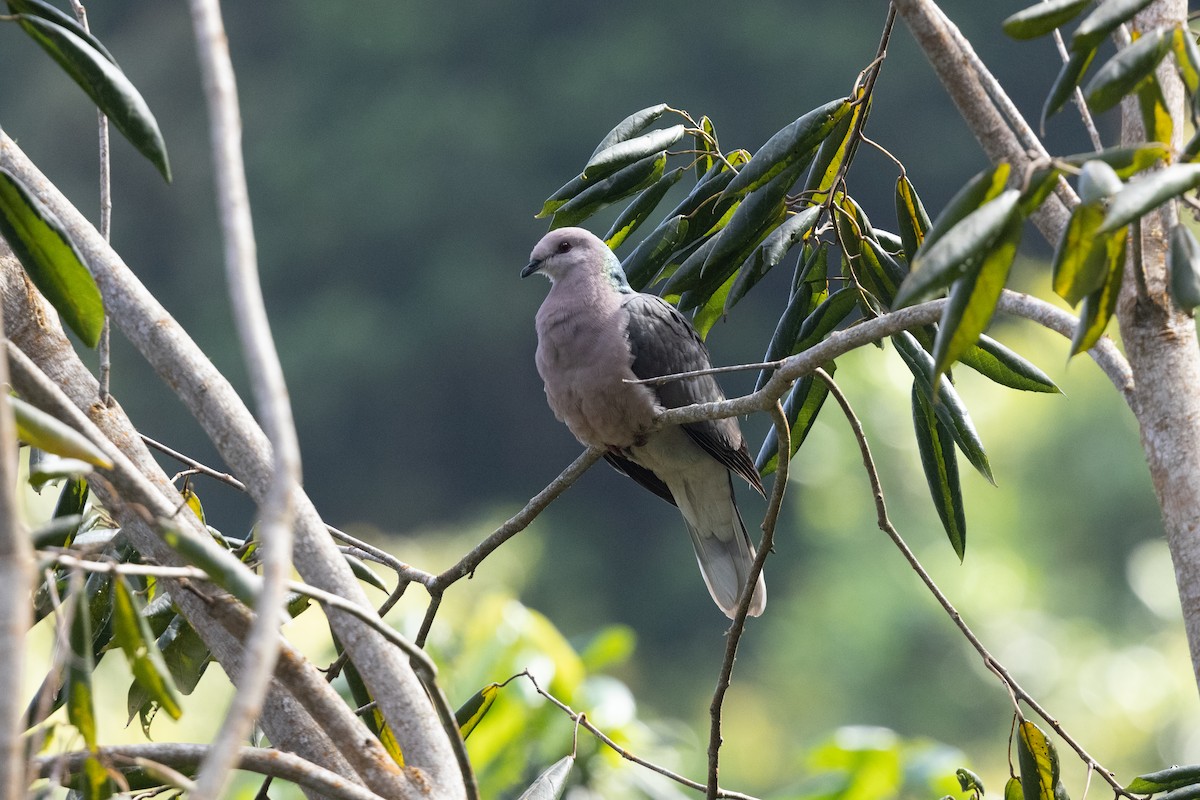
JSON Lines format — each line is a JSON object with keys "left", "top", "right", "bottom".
{"left": 1071, "top": 231, "right": 1127, "bottom": 355}
{"left": 1101, "top": 163, "right": 1200, "bottom": 232}
{"left": 551, "top": 152, "right": 666, "bottom": 229}
{"left": 757, "top": 368, "right": 834, "bottom": 476}
{"left": 1172, "top": 25, "right": 1200, "bottom": 95}
{"left": 113, "top": 576, "right": 182, "bottom": 723}
{"left": 1053, "top": 202, "right": 1126, "bottom": 305}
{"left": 913, "top": 384, "right": 966, "bottom": 559}
{"left": 1084, "top": 27, "right": 1173, "bottom": 112}
{"left": 1043, "top": 48, "right": 1097, "bottom": 126}
{"left": 603, "top": 166, "right": 685, "bottom": 250}
{"left": 1060, "top": 143, "right": 1170, "bottom": 178}
{"left": 454, "top": 683, "right": 500, "bottom": 740}
{"left": 622, "top": 214, "right": 689, "bottom": 291}
{"left": 1136, "top": 74, "right": 1174, "bottom": 147}
{"left": 958, "top": 335, "right": 1060, "bottom": 393}
{"left": 721, "top": 97, "right": 851, "bottom": 199}
{"left": 896, "top": 174, "right": 932, "bottom": 263}
{"left": 11, "top": 397, "right": 111, "bottom": 468}
{"left": 1017, "top": 720, "right": 1063, "bottom": 800}
{"left": 66, "top": 583, "right": 99, "bottom": 751}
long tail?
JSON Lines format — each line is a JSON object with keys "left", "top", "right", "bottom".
{"left": 679, "top": 476, "right": 767, "bottom": 618}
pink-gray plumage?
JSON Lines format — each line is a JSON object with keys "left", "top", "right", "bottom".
{"left": 521, "top": 227, "right": 767, "bottom": 618}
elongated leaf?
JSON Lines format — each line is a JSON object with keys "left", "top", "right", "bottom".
{"left": 113, "top": 576, "right": 182, "bottom": 724}
{"left": 694, "top": 115, "right": 718, "bottom": 181}
{"left": 757, "top": 368, "right": 834, "bottom": 476}
{"left": 920, "top": 164, "right": 1011, "bottom": 256}
{"left": 6, "top": 0, "right": 116, "bottom": 62}
{"left": 721, "top": 97, "right": 851, "bottom": 199}
{"left": 932, "top": 211, "right": 1023, "bottom": 380}
{"left": 893, "top": 331, "right": 994, "bottom": 484}
{"left": 160, "top": 524, "right": 259, "bottom": 607}
{"left": 690, "top": 267, "right": 739, "bottom": 338}
{"left": 156, "top": 616, "right": 211, "bottom": 694}
{"left": 589, "top": 104, "right": 670, "bottom": 160}
{"left": 1169, "top": 223, "right": 1200, "bottom": 311}
{"left": 343, "top": 552, "right": 387, "bottom": 591}
{"left": 1100, "top": 163, "right": 1200, "bottom": 231}
{"left": 1136, "top": 73, "right": 1174, "bottom": 146}
{"left": 896, "top": 175, "right": 932, "bottom": 263}
{"left": 756, "top": 285, "right": 816, "bottom": 392}
{"left": 659, "top": 234, "right": 719, "bottom": 296}
{"left": 622, "top": 214, "right": 689, "bottom": 290}
{"left": 1172, "top": 25, "right": 1200, "bottom": 95}
{"left": 604, "top": 166, "right": 685, "bottom": 249}
{"left": 959, "top": 336, "right": 1060, "bottom": 393}
{"left": 1043, "top": 48, "right": 1097, "bottom": 125}
{"left": 67, "top": 582, "right": 99, "bottom": 750}
{"left": 583, "top": 125, "right": 683, "bottom": 180}
{"left": 517, "top": 755, "right": 575, "bottom": 800}
{"left": 801, "top": 97, "right": 866, "bottom": 205}
{"left": 1060, "top": 142, "right": 1170, "bottom": 177}
{"left": 11, "top": 396, "right": 111, "bottom": 468}
{"left": 726, "top": 205, "right": 820, "bottom": 310}
{"left": 895, "top": 190, "right": 1020, "bottom": 308}
{"left": 912, "top": 384, "right": 966, "bottom": 559}
{"left": 793, "top": 285, "right": 858, "bottom": 354}
{"left": 551, "top": 152, "right": 666, "bottom": 228}
{"left": 455, "top": 683, "right": 500, "bottom": 740}
{"left": 0, "top": 169, "right": 104, "bottom": 347}
{"left": 1127, "top": 764, "right": 1200, "bottom": 794}
{"left": 701, "top": 160, "right": 804, "bottom": 282}
{"left": 1085, "top": 27, "right": 1173, "bottom": 112}
{"left": 1071, "top": 233, "right": 1127, "bottom": 354}
{"left": 1017, "top": 720, "right": 1064, "bottom": 800}
{"left": 1072, "top": 0, "right": 1156, "bottom": 52}
{"left": 536, "top": 173, "right": 591, "bottom": 218}
{"left": 14, "top": 14, "right": 170, "bottom": 180}
{"left": 1006, "top": 777, "right": 1025, "bottom": 800}
{"left": 1003, "top": 0, "right": 1092, "bottom": 39}
{"left": 1053, "top": 202, "right": 1126, "bottom": 305}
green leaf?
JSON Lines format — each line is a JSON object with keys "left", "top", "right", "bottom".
{"left": 1172, "top": 25, "right": 1200, "bottom": 96}
{"left": 895, "top": 174, "right": 932, "bottom": 264}
{"left": 5, "top": 0, "right": 116, "bottom": 63}
{"left": 551, "top": 152, "right": 666, "bottom": 228}
{"left": 343, "top": 552, "right": 388, "bottom": 592}
{"left": 895, "top": 190, "right": 1021, "bottom": 308}
{"left": 1169, "top": 223, "right": 1200, "bottom": 311}
{"left": 1084, "top": 27, "right": 1173, "bottom": 112}
{"left": 455, "top": 683, "right": 500, "bottom": 740}
{"left": 1003, "top": 0, "right": 1092, "bottom": 39}
{"left": 931, "top": 210, "right": 1023, "bottom": 380}
{"left": 720, "top": 97, "right": 852, "bottom": 200}
{"left": 66, "top": 582, "right": 99, "bottom": 751}
{"left": 1127, "top": 764, "right": 1200, "bottom": 794}
{"left": 700, "top": 160, "right": 804, "bottom": 284}
{"left": 835, "top": 195, "right": 907, "bottom": 310}
{"left": 800, "top": 96, "right": 866, "bottom": 205}
{"left": 588, "top": 104, "right": 670, "bottom": 160}
{"left": 893, "top": 331, "right": 994, "bottom": 484}
{"left": 919, "top": 164, "right": 1011, "bottom": 257}
{"left": 1043, "top": 47, "right": 1097, "bottom": 125}
{"left": 1100, "top": 163, "right": 1200, "bottom": 231}
{"left": 793, "top": 285, "right": 858, "bottom": 354}
{"left": 754, "top": 252, "right": 823, "bottom": 393}
{"left": 603, "top": 166, "right": 686, "bottom": 250}
{"left": 156, "top": 615, "right": 212, "bottom": 694}
{"left": 756, "top": 368, "right": 834, "bottom": 476}
{"left": 693, "top": 115, "right": 718, "bottom": 182}
{"left": 516, "top": 755, "right": 575, "bottom": 800}
{"left": 29, "top": 455, "right": 93, "bottom": 491}
{"left": 32, "top": 513, "right": 84, "bottom": 549}
{"left": 622, "top": 214, "right": 689, "bottom": 291}
{"left": 113, "top": 576, "right": 182, "bottom": 724}
{"left": 1053, "top": 202, "right": 1127, "bottom": 305}
{"left": 957, "top": 769, "right": 986, "bottom": 796}
{"left": 160, "top": 523, "right": 259, "bottom": 607}
{"left": 13, "top": 14, "right": 170, "bottom": 181}
{"left": 690, "top": 267, "right": 738, "bottom": 338}
{"left": 1072, "top": 0, "right": 1156, "bottom": 53}
{"left": 583, "top": 125, "right": 684, "bottom": 180}
{"left": 659, "top": 234, "right": 719, "bottom": 297}
{"left": 1017, "top": 720, "right": 1064, "bottom": 800}
{"left": 959, "top": 335, "right": 1060, "bottom": 393}
{"left": 1136, "top": 73, "right": 1174, "bottom": 146}
{"left": 1006, "top": 777, "right": 1025, "bottom": 800}
{"left": 536, "top": 173, "right": 591, "bottom": 219}
{"left": 0, "top": 169, "right": 104, "bottom": 347}
{"left": 912, "top": 384, "right": 966, "bottom": 559}
{"left": 1060, "top": 142, "right": 1171, "bottom": 178}
{"left": 10, "top": 397, "right": 111, "bottom": 468}
{"left": 726, "top": 205, "right": 820, "bottom": 311}
{"left": 1071, "top": 231, "right": 1127, "bottom": 355}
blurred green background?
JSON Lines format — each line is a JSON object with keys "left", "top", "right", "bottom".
{"left": 6, "top": 1, "right": 1200, "bottom": 797}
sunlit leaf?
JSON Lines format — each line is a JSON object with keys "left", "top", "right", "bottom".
{"left": 1127, "top": 764, "right": 1200, "bottom": 794}
{"left": 726, "top": 205, "right": 820, "bottom": 310}
{"left": 1072, "top": 0, "right": 1156, "bottom": 53}
{"left": 1043, "top": 48, "right": 1097, "bottom": 125}
{"left": 11, "top": 397, "right": 111, "bottom": 468}
{"left": 588, "top": 104, "right": 670, "bottom": 160}
{"left": 913, "top": 384, "right": 966, "bottom": 559}
{"left": 622, "top": 214, "right": 689, "bottom": 290}
{"left": 455, "top": 683, "right": 500, "bottom": 740}
{"left": 551, "top": 152, "right": 666, "bottom": 228}
{"left": 659, "top": 234, "right": 719, "bottom": 297}
{"left": 801, "top": 96, "right": 866, "bottom": 205}
{"left": 720, "top": 97, "right": 852, "bottom": 200}
{"left": 0, "top": 169, "right": 104, "bottom": 347}
{"left": 28, "top": 455, "right": 93, "bottom": 491}
{"left": 1003, "top": 0, "right": 1091, "bottom": 39}
{"left": 1100, "top": 163, "right": 1200, "bottom": 231}
{"left": 343, "top": 552, "right": 388, "bottom": 592}
{"left": 1060, "top": 142, "right": 1170, "bottom": 178}
{"left": 1006, "top": 777, "right": 1025, "bottom": 800}
{"left": 583, "top": 125, "right": 684, "bottom": 180}
{"left": 160, "top": 523, "right": 258, "bottom": 607}
{"left": 604, "top": 166, "right": 686, "bottom": 250}
{"left": 896, "top": 174, "right": 932, "bottom": 263}
{"left": 793, "top": 286, "right": 858, "bottom": 354}
{"left": 1017, "top": 720, "right": 1064, "bottom": 800}
{"left": 1169, "top": 223, "right": 1200, "bottom": 311}
{"left": 689, "top": 266, "right": 739, "bottom": 338}
{"left": 694, "top": 115, "right": 718, "bottom": 181}
{"left": 1135, "top": 73, "right": 1174, "bottom": 146}
{"left": 1084, "top": 27, "right": 1173, "bottom": 112}
{"left": 113, "top": 576, "right": 182, "bottom": 724}
{"left": 755, "top": 250, "right": 824, "bottom": 393}
{"left": 1052, "top": 202, "right": 1127, "bottom": 305}
{"left": 958, "top": 335, "right": 1060, "bottom": 393}
{"left": 757, "top": 368, "right": 834, "bottom": 476}
{"left": 957, "top": 768, "right": 986, "bottom": 796}
{"left": 1171, "top": 25, "right": 1200, "bottom": 96}
{"left": 12, "top": 14, "right": 170, "bottom": 181}
{"left": 1071, "top": 233, "right": 1127, "bottom": 355}
{"left": 516, "top": 755, "right": 575, "bottom": 800}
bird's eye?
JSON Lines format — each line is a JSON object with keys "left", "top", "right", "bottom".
{"left": 557, "top": 241, "right": 572, "bottom": 254}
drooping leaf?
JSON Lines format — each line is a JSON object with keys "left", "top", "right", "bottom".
{"left": 0, "top": 169, "right": 104, "bottom": 347}
{"left": 1171, "top": 25, "right": 1200, "bottom": 96}
{"left": 66, "top": 582, "right": 99, "bottom": 750}
{"left": 112, "top": 576, "right": 182, "bottom": 724}
{"left": 958, "top": 769, "right": 986, "bottom": 797}
{"left": 156, "top": 616, "right": 211, "bottom": 694}
{"left": 895, "top": 190, "right": 1021, "bottom": 308}
{"left": 551, "top": 152, "right": 666, "bottom": 228}
{"left": 588, "top": 104, "right": 670, "bottom": 161}
{"left": 726, "top": 205, "right": 821, "bottom": 310}
{"left": 5, "top": 0, "right": 116, "bottom": 62}
{"left": 700, "top": 160, "right": 805, "bottom": 284}
{"left": 1071, "top": 233, "right": 1127, "bottom": 355}
{"left": 1043, "top": 47, "right": 1098, "bottom": 125}
{"left": 160, "top": 523, "right": 259, "bottom": 607}
{"left": 622, "top": 214, "right": 689, "bottom": 290}
{"left": 343, "top": 552, "right": 388, "bottom": 592}
{"left": 693, "top": 115, "right": 718, "bottom": 181}
{"left": 1100, "top": 163, "right": 1200, "bottom": 231}
{"left": 1052, "top": 202, "right": 1127, "bottom": 305}
{"left": 1060, "top": 142, "right": 1170, "bottom": 178}
{"left": 931, "top": 211, "right": 1023, "bottom": 380}
{"left": 516, "top": 755, "right": 575, "bottom": 800}
{"left": 958, "top": 335, "right": 1060, "bottom": 393}
{"left": 896, "top": 174, "right": 932, "bottom": 264}
{"left": 1127, "top": 764, "right": 1200, "bottom": 794}
{"left": 893, "top": 331, "right": 994, "bottom": 484}
{"left": 1003, "top": 0, "right": 1092, "bottom": 39}
{"left": 659, "top": 234, "right": 719, "bottom": 297}
{"left": 1017, "top": 720, "right": 1065, "bottom": 800}
{"left": 837, "top": 197, "right": 908, "bottom": 310}
{"left": 10, "top": 397, "right": 111, "bottom": 468}
{"left": 604, "top": 166, "right": 686, "bottom": 250}
{"left": 919, "top": 164, "right": 1011, "bottom": 256}
{"left": 13, "top": 14, "right": 170, "bottom": 180}
{"left": 1169, "top": 223, "right": 1200, "bottom": 311}
{"left": 1084, "top": 27, "right": 1173, "bottom": 112}
{"left": 1136, "top": 73, "right": 1174, "bottom": 146}
{"left": 1072, "top": 0, "right": 1157, "bottom": 53}
{"left": 1006, "top": 777, "right": 1025, "bottom": 800}
{"left": 690, "top": 267, "right": 739, "bottom": 338}
{"left": 801, "top": 96, "right": 867, "bottom": 205}
{"left": 755, "top": 248, "right": 825, "bottom": 392}
{"left": 756, "top": 368, "right": 834, "bottom": 476}
{"left": 912, "top": 384, "right": 966, "bottom": 559}
{"left": 793, "top": 286, "right": 858, "bottom": 354}
{"left": 583, "top": 125, "right": 684, "bottom": 180}
{"left": 720, "top": 97, "right": 852, "bottom": 200}
{"left": 455, "top": 683, "right": 500, "bottom": 740}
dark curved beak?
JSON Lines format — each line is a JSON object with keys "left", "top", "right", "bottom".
{"left": 520, "top": 259, "right": 542, "bottom": 278}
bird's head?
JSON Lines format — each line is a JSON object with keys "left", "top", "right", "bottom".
{"left": 521, "top": 227, "right": 631, "bottom": 292}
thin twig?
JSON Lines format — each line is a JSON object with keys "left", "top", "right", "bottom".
{"left": 1050, "top": 26, "right": 1104, "bottom": 150}
{"left": 815, "top": 370, "right": 1131, "bottom": 799}
{"left": 327, "top": 525, "right": 436, "bottom": 587}
{"left": 141, "top": 434, "right": 247, "bottom": 491}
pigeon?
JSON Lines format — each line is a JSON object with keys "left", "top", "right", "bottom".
{"left": 522, "top": 226, "right": 767, "bottom": 618}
